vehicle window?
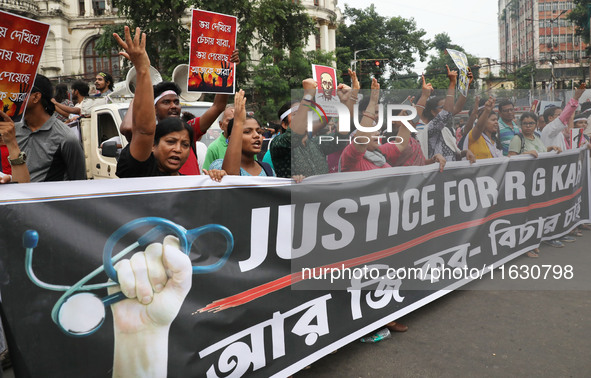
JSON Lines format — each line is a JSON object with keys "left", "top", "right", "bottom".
{"left": 97, "top": 112, "right": 120, "bottom": 145}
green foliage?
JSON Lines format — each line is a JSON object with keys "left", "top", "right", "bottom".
{"left": 96, "top": 0, "right": 319, "bottom": 119}
{"left": 251, "top": 48, "right": 335, "bottom": 122}
{"left": 568, "top": 0, "right": 591, "bottom": 53}
{"left": 191, "top": 0, "right": 315, "bottom": 86}
{"left": 424, "top": 33, "right": 479, "bottom": 89}
{"left": 336, "top": 4, "right": 429, "bottom": 90}
{"left": 389, "top": 71, "right": 421, "bottom": 90}
{"left": 98, "top": 0, "right": 191, "bottom": 78}
{"left": 514, "top": 63, "right": 535, "bottom": 89}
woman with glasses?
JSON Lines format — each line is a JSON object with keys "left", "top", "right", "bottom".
{"left": 507, "top": 112, "right": 563, "bottom": 255}
{"left": 507, "top": 112, "right": 561, "bottom": 158}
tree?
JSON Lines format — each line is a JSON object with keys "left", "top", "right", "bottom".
{"left": 568, "top": 0, "right": 591, "bottom": 54}
{"left": 514, "top": 63, "right": 535, "bottom": 90}
{"left": 245, "top": 0, "right": 323, "bottom": 121}
{"left": 95, "top": 0, "right": 191, "bottom": 79}
{"left": 424, "top": 33, "right": 479, "bottom": 90}
{"left": 336, "top": 4, "right": 429, "bottom": 89}
{"left": 95, "top": 0, "right": 321, "bottom": 122}
{"left": 252, "top": 48, "right": 335, "bottom": 122}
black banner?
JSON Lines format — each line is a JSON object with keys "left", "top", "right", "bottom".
{"left": 0, "top": 149, "right": 589, "bottom": 377}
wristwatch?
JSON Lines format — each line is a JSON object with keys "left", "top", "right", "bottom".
{"left": 8, "top": 151, "right": 27, "bottom": 166}
{"left": 302, "top": 94, "right": 313, "bottom": 102}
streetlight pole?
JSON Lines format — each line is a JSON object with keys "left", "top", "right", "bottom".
{"left": 350, "top": 48, "right": 370, "bottom": 73}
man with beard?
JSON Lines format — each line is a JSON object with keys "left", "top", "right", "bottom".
{"left": 94, "top": 71, "right": 114, "bottom": 97}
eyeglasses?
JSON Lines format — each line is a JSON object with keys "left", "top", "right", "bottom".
{"left": 500, "top": 108, "right": 515, "bottom": 113}
{"left": 521, "top": 122, "right": 536, "bottom": 126}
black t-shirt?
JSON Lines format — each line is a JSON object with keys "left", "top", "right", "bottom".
{"left": 116, "top": 145, "right": 170, "bottom": 178}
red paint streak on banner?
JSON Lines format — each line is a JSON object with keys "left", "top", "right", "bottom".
{"left": 196, "top": 187, "right": 583, "bottom": 314}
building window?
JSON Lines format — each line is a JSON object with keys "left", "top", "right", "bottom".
{"left": 93, "top": 0, "right": 106, "bottom": 16}
{"left": 314, "top": 0, "right": 319, "bottom": 6}
{"left": 83, "top": 38, "right": 121, "bottom": 78}
{"left": 315, "top": 32, "right": 320, "bottom": 50}
{"left": 79, "top": 1, "right": 85, "bottom": 16}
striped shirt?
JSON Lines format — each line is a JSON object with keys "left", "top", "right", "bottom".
{"left": 498, "top": 118, "right": 520, "bottom": 156}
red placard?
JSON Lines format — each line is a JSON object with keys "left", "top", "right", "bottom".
{"left": 0, "top": 10, "right": 50, "bottom": 122}
{"left": 188, "top": 9, "right": 237, "bottom": 94}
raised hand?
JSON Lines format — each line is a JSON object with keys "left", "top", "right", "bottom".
{"left": 421, "top": 74, "right": 433, "bottom": 98}
{"left": 336, "top": 83, "right": 352, "bottom": 103}
{"left": 473, "top": 95, "right": 481, "bottom": 112}
{"left": 233, "top": 89, "right": 246, "bottom": 122}
{"left": 110, "top": 235, "right": 192, "bottom": 378}
{"left": 113, "top": 26, "right": 150, "bottom": 69}
{"left": 369, "top": 77, "right": 380, "bottom": 104}
{"left": 483, "top": 96, "right": 495, "bottom": 112}
{"left": 302, "top": 78, "right": 317, "bottom": 97}
{"left": 446, "top": 65, "right": 458, "bottom": 84}
{"left": 108, "top": 235, "right": 192, "bottom": 333}
{"left": 349, "top": 68, "right": 360, "bottom": 90}
{"left": 574, "top": 82, "right": 586, "bottom": 100}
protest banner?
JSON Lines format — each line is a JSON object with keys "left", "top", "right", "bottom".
{"left": 312, "top": 64, "right": 340, "bottom": 117}
{"left": 188, "top": 9, "right": 237, "bottom": 95}
{"left": 0, "top": 10, "right": 50, "bottom": 122}
{"left": 0, "top": 149, "right": 589, "bottom": 377}
{"left": 447, "top": 48, "right": 469, "bottom": 97}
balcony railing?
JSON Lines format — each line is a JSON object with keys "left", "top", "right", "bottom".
{"left": 0, "top": 0, "right": 39, "bottom": 16}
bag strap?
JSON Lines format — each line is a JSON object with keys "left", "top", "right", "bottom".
{"left": 518, "top": 133, "right": 525, "bottom": 153}
{"left": 256, "top": 160, "right": 274, "bottom": 176}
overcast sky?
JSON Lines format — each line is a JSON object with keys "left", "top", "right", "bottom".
{"left": 339, "top": 0, "right": 500, "bottom": 73}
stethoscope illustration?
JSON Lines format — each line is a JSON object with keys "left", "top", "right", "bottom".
{"left": 23, "top": 217, "right": 233, "bottom": 337}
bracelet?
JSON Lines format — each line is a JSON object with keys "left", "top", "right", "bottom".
{"left": 363, "top": 112, "right": 376, "bottom": 121}
{"left": 415, "top": 104, "right": 425, "bottom": 109}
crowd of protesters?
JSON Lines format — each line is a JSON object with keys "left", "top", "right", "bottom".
{"left": 1, "top": 26, "right": 590, "bottom": 248}
{"left": 2, "top": 26, "right": 591, "bottom": 359}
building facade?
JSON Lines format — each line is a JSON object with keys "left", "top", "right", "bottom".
{"left": 5, "top": 0, "right": 340, "bottom": 82}
{"left": 499, "top": 0, "right": 588, "bottom": 89}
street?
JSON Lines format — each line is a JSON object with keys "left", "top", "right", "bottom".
{"left": 297, "top": 232, "right": 591, "bottom": 378}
